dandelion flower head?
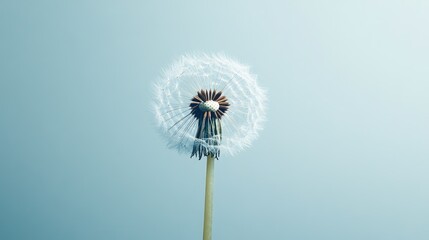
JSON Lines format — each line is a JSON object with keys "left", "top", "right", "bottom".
{"left": 154, "top": 53, "right": 266, "bottom": 159}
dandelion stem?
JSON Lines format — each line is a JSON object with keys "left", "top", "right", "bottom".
{"left": 203, "top": 154, "right": 214, "bottom": 240}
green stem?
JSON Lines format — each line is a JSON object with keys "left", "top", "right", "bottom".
{"left": 203, "top": 154, "right": 214, "bottom": 240}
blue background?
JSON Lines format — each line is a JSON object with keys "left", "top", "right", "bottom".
{"left": 1, "top": 1, "right": 428, "bottom": 239}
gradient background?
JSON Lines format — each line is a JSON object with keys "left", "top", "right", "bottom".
{"left": 1, "top": 1, "right": 428, "bottom": 239}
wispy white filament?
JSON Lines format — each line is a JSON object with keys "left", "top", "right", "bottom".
{"left": 154, "top": 53, "right": 266, "bottom": 157}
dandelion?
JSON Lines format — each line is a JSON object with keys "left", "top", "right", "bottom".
{"left": 153, "top": 53, "right": 266, "bottom": 240}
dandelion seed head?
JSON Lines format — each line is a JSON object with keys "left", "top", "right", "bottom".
{"left": 153, "top": 53, "right": 266, "bottom": 159}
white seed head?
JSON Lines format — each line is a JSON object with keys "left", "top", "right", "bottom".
{"left": 199, "top": 100, "right": 219, "bottom": 112}
{"left": 153, "top": 53, "right": 267, "bottom": 157}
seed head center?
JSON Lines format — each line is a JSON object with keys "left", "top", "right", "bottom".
{"left": 199, "top": 100, "right": 219, "bottom": 112}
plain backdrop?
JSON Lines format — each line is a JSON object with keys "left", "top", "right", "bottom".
{"left": 1, "top": 0, "right": 428, "bottom": 239}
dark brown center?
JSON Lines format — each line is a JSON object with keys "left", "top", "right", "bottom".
{"left": 189, "top": 89, "right": 229, "bottom": 159}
